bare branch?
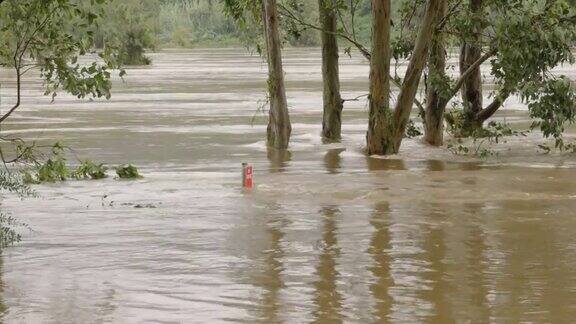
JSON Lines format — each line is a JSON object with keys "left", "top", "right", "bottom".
{"left": 342, "top": 93, "right": 368, "bottom": 103}
{"left": 277, "top": 3, "right": 371, "bottom": 59}
{"left": 450, "top": 48, "right": 496, "bottom": 98}
{"left": 0, "top": 64, "right": 22, "bottom": 124}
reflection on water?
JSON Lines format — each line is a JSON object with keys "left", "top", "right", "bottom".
{"left": 419, "top": 206, "right": 452, "bottom": 323}
{"left": 323, "top": 149, "right": 345, "bottom": 174}
{"left": 462, "top": 203, "right": 490, "bottom": 323}
{"left": 267, "top": 148, "right": 292, "bottom": 173}
{"left": 367, "top": 203, "right": 392, "bottom": 323}
{"left": 1, "top": 49, "right": 576, "bottom": 322}
{"left": 313, "top": 206, "right": 342, "bottom": 323}
{"left": 259, "top": 208, "right": 286, "bottom": 323}
{"left": 366, "top": 157, "right": 407, "bottom": 171}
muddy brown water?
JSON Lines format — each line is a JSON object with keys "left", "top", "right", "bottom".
{"left": 1, "top": 48, "right": 576, "bottom": 323}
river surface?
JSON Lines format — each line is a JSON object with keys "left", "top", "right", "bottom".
{"left": 1, "top": 48, "right": 576, "bottom": 323}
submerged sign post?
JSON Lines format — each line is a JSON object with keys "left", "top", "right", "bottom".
{"left": 242, "top": 163, "right": 253, "bottom": 189}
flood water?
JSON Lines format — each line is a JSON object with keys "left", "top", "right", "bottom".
{"left": 2, "top": 48, "right": 576, "bottom": 323}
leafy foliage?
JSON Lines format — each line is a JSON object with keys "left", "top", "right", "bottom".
{"left": 447, "top": 120, "right": 528, "bottom": 158}
{"left": 19, "top": 143, "right": 138, "bottom": 183}
{"left": 0, "top": 0, "right": 124, "bottom": 126}
{"left": 0, "top": 170, "right": 34, "bottom": 197}
{"left": 0, "top": 171, "right": 32, "bottom": 249}
{"left": 115, "top": 164, "right": 142, "bottom": 179}
{"left": 96, "top": 0, "right": 158, "bottom": 65}
{"left": 0, "top": 212, "right": 24, "bottom": 249}
{"left": 23, "top": 143, "right": 69, "bottom": 184}
{"left": 473, "top": 1, "right": 574, "bottom": 138}
{"left": 72, "top": 160, "right": 108, "bottom": 180}
{"left": 159, "top": 0, "right": 242, "bottom": 47}
{"left": 524, "top": 76, "right": 576, "bottom": 150}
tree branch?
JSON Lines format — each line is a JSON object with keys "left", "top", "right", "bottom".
{"left": 476, "top": 89, "right": 510, "bottom": 122}
{"left": 278, "top": 3, "right": 371, "bottom": 59}
{"left": 449, "top": 48, "right": 496, "bottom": 98}
{"left": 0, "top": 2, "right": 62, "bottom": 125}
{"left": 0, "top": 65, "right": 22, "bottom": 124}
{"left": 436, "top": 0, "right": 463, "bottom": 31}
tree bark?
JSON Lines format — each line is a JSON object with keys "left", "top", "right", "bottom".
{"left": 263, "top": 0, "right": 291, "bottom": 149}
{"left": 424, "top": 0, "right": 448, "bottom": 146}
{"left": 460, "top": 0, "right": 483, "bottom": 125}
{"left": 475, "top": 89, "right": 510, "bottom": 122}
{"left": 366, "top": 0, "right": 393, "bottom": 155}
{"left": 318, "top": 0, "right": 343, "bottom": 142}
{"left": 391, "top": 0, "right": 446, "bottom": 153}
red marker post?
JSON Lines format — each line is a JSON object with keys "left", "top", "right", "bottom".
{"left": 242, "top": 163, "right": 254, "bottom": 189}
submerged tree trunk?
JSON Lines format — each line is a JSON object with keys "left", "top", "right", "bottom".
{"left": 366, "top": 0, "right": 393, "bottom": 155}
{"left": 424, "top": 0, "right": 448, "bottom": 146}
{"left": 263, "top": 0, "right": 291, "bottom": 149}
{"left": 391, "top": 0, "right": 446, "bottom": 153}
{"left": 460, "top": 0, "right": 484, "bottom": 128}
{"left": 319, "top": 0, "right": 343, "bottom": 142}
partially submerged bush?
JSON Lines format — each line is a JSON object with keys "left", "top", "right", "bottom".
{"left": 446, "top": 120, "right": 528, "bottom": 158}
{"left": 115, "top": 164, "right": 142, "bottom": 179}
{"left": 36, "top": 156, "right": 69, "bottom": 183}
{"left": 22, "top": 144, "right": 69, "bottom": 184}
{"left": 72, "top": 160, "right": 108, "bottom": 180}
{"left": 20, "top": 143, "right": 141, "bottom": 183}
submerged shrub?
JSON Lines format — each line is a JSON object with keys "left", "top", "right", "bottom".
{"left": 23, "top": 143, "right": 69, "bottom": 184}
{"left": 20, "top": 143, "right": 141, "bottom": 183}
{"left": 447, "top": 121, "right": 528, "bottom": 158}
{"left": 115, "top": 164, "right": 142, "bottom": 179}
{"left": 36, "top": 157, "right": 69, "bottom": 183}
{"left": 72, "top": 160, "right": 108, "bottom": 180}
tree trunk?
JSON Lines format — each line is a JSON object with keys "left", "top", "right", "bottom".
{"left": 475, "top": 89, "right": 510, "bottom": 122}
{"left": 424, "top": 0, "right": 448, "bottom": 146}
{"left": 460, "top": 0, "right": 483, "bottom": 127}
{"left": 366, "top": 0, "right": 393, "bottom": 155}
{"left": 319, "top": 0, "right": 343, "bottom": 142}
{"left": 263, "top": 0, "right": 291, "bottom": 149}
{"left": 391, "top": 0, "right": 446, "bottom": 153}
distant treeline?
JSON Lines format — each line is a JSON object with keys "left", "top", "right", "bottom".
{"left": 95, "top": 0, "right": 382, "bottom": 52}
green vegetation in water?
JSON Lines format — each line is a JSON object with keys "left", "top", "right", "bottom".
{"left": 115, "top": 164, "right": 143, "bottom": 179}
{"left": 20, "top": 143, "right": 141, "bottom": 184}
{"left": 0, "top": 171, "right": 33, "bottom": 248}
{"left": 72, "top": 160, "right": 108, "bottom": 180}
{"left": 0, "top": 142, "right": 143, "bottom": 249}
{"left": 28, "top": 144, "right": 69, "bottom": 183}
{"left": 446, "top": 118, "right": 529, "bottom": 158}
